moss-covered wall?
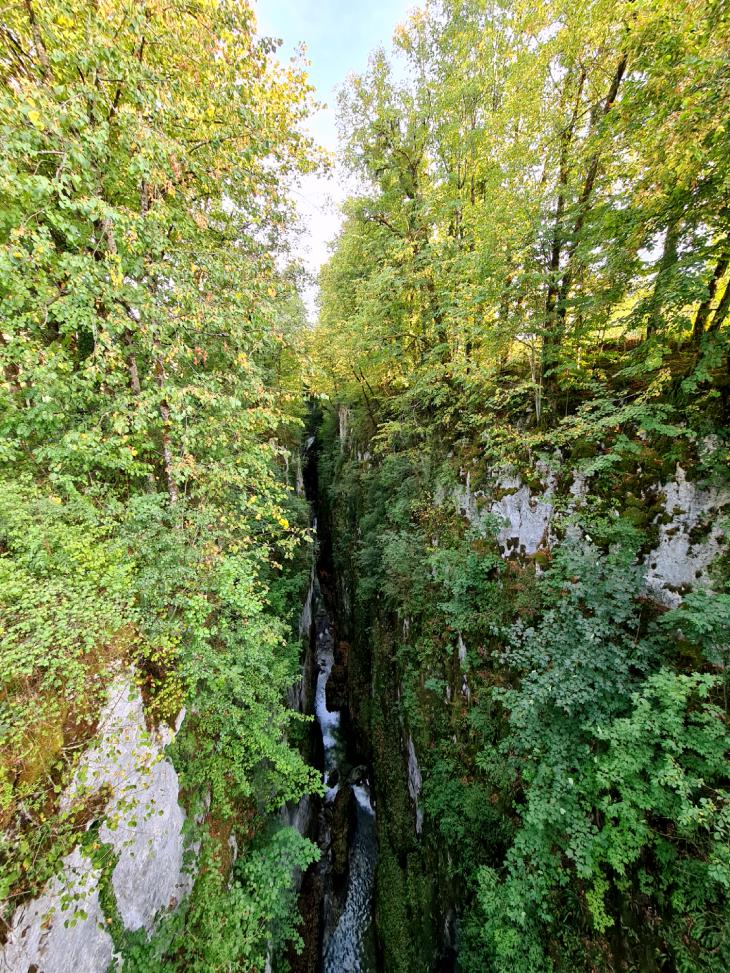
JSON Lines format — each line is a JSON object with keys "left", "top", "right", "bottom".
{"left": 315, "top": 413, "right": 458, "bottom": 973}
{"left": 314, "top": 399, "right": 730, "bottom": 973}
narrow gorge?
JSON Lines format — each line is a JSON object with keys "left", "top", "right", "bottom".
{"left": 289, "top": 432, "right": 379, "bottom": 973}
{"left": 294, "top": 406, "right": 730, "bottom": 973}
{"left": 1, "top": 2, "right": 729, "bottom": 973}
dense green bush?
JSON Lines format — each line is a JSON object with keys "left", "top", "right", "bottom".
{"left": 0, "top": 1, "right": 320, "bottom": 963}
{"left": 316, "top": 413, "right": 730, "bottom": 972}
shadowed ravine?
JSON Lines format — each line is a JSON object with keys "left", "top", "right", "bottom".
{"left": 302, "top": 433, "right": 379, "bottom": 973}
{"left": 314, "top": 592, "right": 377, "bottom": 973}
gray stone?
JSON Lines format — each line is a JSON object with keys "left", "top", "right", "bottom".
{"left": 299, "top": 568, "right": 315, "bottom": 639}
{"left": 338, "top": 405, "right": 349, "bottom": 452}
{"left": 295, "top": 454, "right": 305, "bottom": 496}
{"left": 492, "top": 477, "right": 553, "bottom": 555}
{"left": 449, "top": 458, "right": 728, "bottom": 609}
{"left": 1, "top": 848, "right": 116, "bottom": 973}
{"left": 66, "top": 673, "right": 192, "bottom": 933}
{"left": 2, "top": 671, "right": 192, "bottom": 973}
{"left": 453, "top": 472, "right": 554, "bottom": 555}
{"left": 458, "top": 633, "right": 467, "bottom": 667}
{"left": 406, "top": 735, "right": 424, "bottom": 835}
{"left": 644, "top": 465, "right": 730, "bottom": 607}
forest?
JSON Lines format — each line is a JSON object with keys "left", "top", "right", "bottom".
{"left": 0, "top": 1, "right": 729, "bottom": 972}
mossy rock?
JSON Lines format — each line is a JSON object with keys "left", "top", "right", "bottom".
{"left": 569, "top": 441, "right": 596, "bottom": 461}
{"left": 622, "top": 504, "right": 651, "bottom": 529}
{"left": 375, "top": 836, "right": 439, "bottom": 973}
{"left": 532, "top": 548, "right": 552, "bottom": 568}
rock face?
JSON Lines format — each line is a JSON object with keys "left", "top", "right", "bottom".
{"left": 289, "top": 566, "right": 317, "bottom": 717}
{"left": 490, "top": 476, "right": 555, "bottom": 556}
{"left": 644, "top": 465, "right": 730, "bottom": 607}
{"left": 406, "top": 735, "right": 424, "bottom": 836}
{"left": 326, "top": 640, "right": 350, "bottom": 711}
{"left": 330, "top": 784, "right": 356, "bottom": 894}
{"left": 453, "top": 463, "right": 728, "bottom": 607}
{"left": 454, "top": 470, "right": 555, "bottom": 556}
{"left": 338, "top": 405, "right": 350, "bottom": 453}
{"left": 1, "top": 848, "right": 115, "bottom": 973}
{"left": 2, "top": 672, "right": 191, "bottom": 972}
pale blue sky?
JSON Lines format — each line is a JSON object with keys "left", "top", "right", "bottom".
{"left": 254, "top": 0, "right": 416, "bottom": 315}
{"left": 255, "top": 0, "right": 414, "bottom": 148}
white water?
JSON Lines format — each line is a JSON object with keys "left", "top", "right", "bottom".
{"left": 323, "top": 785, "right": 376, "bottom": 973}
{"left": 314, "top": 625, "right": 343, "bottom": 774}
{"left": 314, "top": 602, "right": 377, "bottom": 973}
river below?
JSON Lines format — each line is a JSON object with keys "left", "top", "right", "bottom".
{"left": 312, "top": 577, "right": 378, "bottom": 973}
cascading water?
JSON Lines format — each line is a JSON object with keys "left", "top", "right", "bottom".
{"left": 322, "top": 785, "right": 377, "bottom": 973}
{"left": 301, "top": 427, "right": 378, "bottom": 973}
{"left": 312, "top": 566, "right": 377, "bottom": 973}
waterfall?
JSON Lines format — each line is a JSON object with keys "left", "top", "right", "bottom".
{"left": 303, "top": 418, "right": 378, "bottom": 973}
{"left": 312, "top": 580, "right": 377, "bottom": 973}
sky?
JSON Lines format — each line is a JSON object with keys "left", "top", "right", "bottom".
{"left": 254, "top": 0, "right": 416, "bottom": 318}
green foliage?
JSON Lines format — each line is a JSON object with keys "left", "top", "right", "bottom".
{"left": 171, "top": 543, "right": 321, "bottom": 817}
{"left": 3, "top": 0, "right": 730, "bottom": 970}
{"left": 312, "top": 0, "right": 730, "bottom": 444}
{"left": 315, "top": 398, "right": 730, "bottom": 973}
{"left": 467, "top": 542, "right": 730, "bottom": 973}
{"left": 428, "top": 525, "right": 504, "bottom": 636}
{"left": 501, "top": 539, "right": 653, "bottom": 737}
{"left": 0, "top": 0, "right": 321, "bottom": 963}
{"left": 117, "top": 827, "right": 319, "bottom": 973}
{"left": 661, "top": 589, "right": 730, "bottom": 670}
{"left": 422, "top": 745, "right": 510, "bottom": 876}
{"left": 0, "top": 479, "right": 137, "bottom": 904}
{"left": 311, "top": 1, "right": 730, "bottom": 965}
{"left": 473, "top": 669, "right": 730, "bottom": 973}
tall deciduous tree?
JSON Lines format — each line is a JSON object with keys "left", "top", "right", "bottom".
{"left": 0, "top": 4, "right": 322, "bottom": 965}
{"left": 314, "top": 0, "right": 730, "bottom": 430}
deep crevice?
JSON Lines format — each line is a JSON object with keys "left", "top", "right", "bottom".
{"left": 292, "top": 421, "right": 379, "bottom": 973}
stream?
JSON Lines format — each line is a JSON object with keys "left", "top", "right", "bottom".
{"left": 313, "top": 589, "right": 377, "bottom": 973}
{"left": 302, "top": 432, "right": 379, "bottom": 973}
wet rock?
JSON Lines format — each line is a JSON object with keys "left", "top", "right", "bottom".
{"left": 331, "top": 784, "right": 356, "bottom": 889}
{"left": 284, "top": 794, "right": 315, "bottom": 848}
{"left": 286, "top": 858, "right": 323, "bottom": 973}
{"left": 326, "top": 640, "right": 349, "bottom": 710}
{"left": 347, "top": 765, "right": 368, "bottom": 786}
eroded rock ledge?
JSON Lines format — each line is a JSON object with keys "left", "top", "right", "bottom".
{"left": 2, "top": 672, "right": 191, "bottom": 973}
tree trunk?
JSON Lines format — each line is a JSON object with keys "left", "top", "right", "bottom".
{"left": 0, "top": 331, "right": 22, "bottom": 393}
{"left": 154, "top": 355, "right": 178, "bottom": 504}
{"left": 556, "top": 54, "right": 628, "bottom": 328}
{"left": 708, "top": 276, "right": 730, "bottom": 335}
{"left": 693, "top": 251, "right": 729, "bottom": 346}
{"left": 646, "top": 216, "right": 681, "bottom": 338}
{"left": 541, "top": 68, "right": 586, "bottom": 410}
{"left": 23, "top": 0, "right": 51, "bottom": 80}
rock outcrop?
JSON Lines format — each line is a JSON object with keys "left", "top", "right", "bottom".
{"left": 453, "top": 463, "right": 729, "bottom": 607}
{"left": 2, "top": 672, "right": 191, "bottom": 973}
